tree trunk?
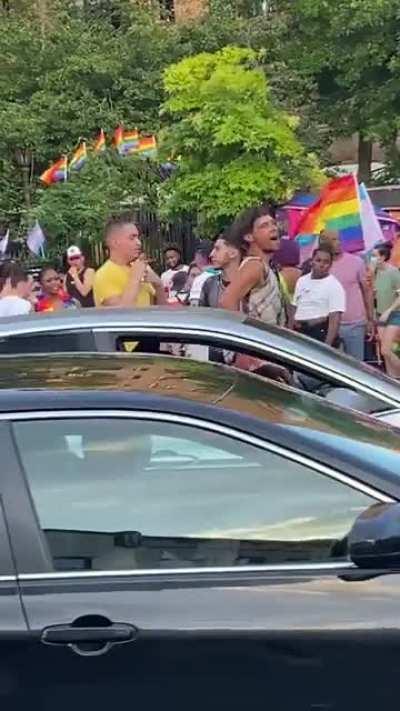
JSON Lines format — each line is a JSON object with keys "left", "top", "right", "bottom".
{"left": 358, "top": 133, "right": 372, "bottom": 184}
{"left": 21, "top": 166, "right": 31, "bottom": 214}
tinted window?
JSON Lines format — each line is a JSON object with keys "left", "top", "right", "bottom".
{"left": 0, "top": 331, "right": 96, "bottom": 353}
{"left": 13, "top": 417, "right": 376, "bottom": 573}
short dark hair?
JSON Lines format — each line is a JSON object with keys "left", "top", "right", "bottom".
{"left": 312, "top": 246, "right": 333, "bottom": 261}
{"left": 104, "top": 211, "right": 138, "bottom": 243}
{"left": 38, "top": 265, "right": 57, "bottom": 283}
{"left": 194, "top": 239, "right": 213, "bottom": 259}
{"left": 224, "top": 203, "right": 277, "bottom": 252}
{"left": 163, "top": 243, "right": 182, "bottom": 257}
{"left": 171, "top": 270, "right": 188, "bottom": 291}
{"left": 0, "top": 261, "right": 28, "bottom": 291}
{"left": 375, "top": 243, "right": 392, "bottom": 262}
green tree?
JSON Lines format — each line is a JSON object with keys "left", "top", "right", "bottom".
{"left": 161, "top": 46, "right": 321, "bottom": 235}
{"left": 284, "top": 0, "right": 400, "bottom": 182}
{"left": 0, "top": 1, "right": 182, "bottom": 240}
{"left": 36, "top": 151, "right": 160, "bottom": 248}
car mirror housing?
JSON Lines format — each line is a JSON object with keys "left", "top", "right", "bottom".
{"left": 349, "top": 502, "right": 400, "bottom": 569}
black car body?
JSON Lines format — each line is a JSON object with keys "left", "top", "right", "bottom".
{"left": 1, "top": 352, "right": 400, "bottom": 709}
{"left": 0, "top": 307, "right": 399, "bottom": 424}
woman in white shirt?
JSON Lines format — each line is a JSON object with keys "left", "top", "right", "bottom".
{"left": 0, "top": 262, "right": 32, "bottom": 317}
{"left": 290, "top": 247, "right": 346, "bottom": 347}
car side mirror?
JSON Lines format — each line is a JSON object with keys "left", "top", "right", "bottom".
{"left": 349, "top": 502, "right": 400, "bottom": 569}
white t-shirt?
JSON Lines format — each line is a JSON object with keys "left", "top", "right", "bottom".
{"left": 0, "top": 295, "right": 31, "bottom": 318}
{"left": 293, "top": 274, "right": 346, "bottom": 321}
{"left": 190, "top": 271, "right": 214, "bottom": 305}
{"left": 161, "top": 266, "right": 189, "bottom": 293}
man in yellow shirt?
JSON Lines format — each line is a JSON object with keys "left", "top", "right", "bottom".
{"left": 94, "top": 213, "right": 166, "bottom": 308}
{"left": 94, "top": 212, "right": 166, "bottom": 350}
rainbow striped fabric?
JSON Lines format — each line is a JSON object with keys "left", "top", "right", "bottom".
{"left": 136, "top": 135, "right": 157, "bottom": 158}
{"left": 114, "top": 127, "right": 139, "bottom": 156}
{"left": 295, "top": 175, "right": 363, "bottom": 254}
{"left": 69, "top": 142, "right": 87, "bottom": 172}
{"left": 122, "top": 129, "right": 139, "bottom": 155}
{"left": 40, "top": 155, "right": 68, "bottom": 185}
{"left": 93, "top": 129, "right": 106, "bottom": 154}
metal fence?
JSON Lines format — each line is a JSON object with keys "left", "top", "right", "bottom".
{"left": 86, "top": 213, "right": 197, "bottom": 271}
{"left": 9, "top": 213, "right": 197, "bottom": 273}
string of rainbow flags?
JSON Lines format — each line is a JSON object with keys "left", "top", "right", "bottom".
{"left": 40, "top": 127, "right": 157, "bottom": 186}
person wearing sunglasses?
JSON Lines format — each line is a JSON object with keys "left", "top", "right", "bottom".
{"left": 64, "top": 246, "right": 95, "bottom": 308}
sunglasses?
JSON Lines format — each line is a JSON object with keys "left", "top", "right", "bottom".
{"left": 68, "top": 255, "right": 81, "bottom": 261}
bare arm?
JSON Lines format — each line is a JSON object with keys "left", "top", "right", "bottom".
{"left": 219, "top": 261, "right": 263, "bottom": 311}
{"left": 70, "top": 268, "right": 95, "bottom": 298}
{"left": 153, "top": 282, "right": 167, "bottom": 305}
{"left": 287, "top": 303, "right": 296, "bottom": 330}
{"left": 326, "top": 312, "right": 342, "bottom": 346}
{"left": 360, "top": 279, "right": 374, "bottom": 321}
{"left": 144, "top": 266, "right": 167, "bottom": 305}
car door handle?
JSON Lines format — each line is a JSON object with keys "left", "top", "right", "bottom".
{"left": 41, "top": 623, "right": 137, "bottom": 646}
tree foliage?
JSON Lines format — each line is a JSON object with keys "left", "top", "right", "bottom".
{"left": 0, "top": 1, "right": 182, "bottom": 243}
{"left": 161, "top": 46, "right": 321, "bottom": 235}
{"left": 35, "top": 152, "right": 161, "bottom": 246}
{"left": 284, "top": 0, "right": 400, "bottom": 181}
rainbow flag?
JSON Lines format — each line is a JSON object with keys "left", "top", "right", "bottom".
{"left": 113, "top": 125, "right": 124, "bottom": 154}
{"left": 136, "top": 135, "right": 157, "bottom": 158}
{"left": 93, "top": 129, "right": 106, "bottom": 154}
{"left": 40, "top": 155, "right": 68, "bottom": 186}
{"left": 295, "top": 175, "right": 363, "bottom": 257}
{"left": 69, "top": 142, "right": 87, "bottom": 172}
{"left": 121, "top": 129, "right": 139, "bottom": 155}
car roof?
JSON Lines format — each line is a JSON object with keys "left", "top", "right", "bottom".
{"left": 1, "top": 352, "right": 400, "bottom": 498}
{"left": 0, "top": 307, "right": 398, "bottom": 406}
{"left": 0, "top": 306, "right": 245, "bottom": 333}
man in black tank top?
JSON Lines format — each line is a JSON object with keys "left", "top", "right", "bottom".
{"left": 65, "top": 245, "right": 95, "bottom": 307}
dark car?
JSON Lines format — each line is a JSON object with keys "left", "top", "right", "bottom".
{"left": 2, "top": 352, "right": 400, "bottom": 709}
{"left": 0, "top": 307, "right": 399, "bottom": 425}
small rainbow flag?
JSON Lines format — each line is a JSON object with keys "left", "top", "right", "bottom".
{"left": 93, "top": 129, "right": 106, "bottom": 154}
{"left": 121, "top": 129, "right": 139, "bottom": 156}
{"left": 113, "top": 125, "right": 124, "bottom": 154}
{"left": 69, "top": 142, "right": 87, "bottom": 172}
{"left": 136, "top": 135, "right": 157, "bottom": 158}
{"left": 40, "top": 155, "right": 68, "bottom": 186}
{"left": 295, "top": 174, "right": 363, "bottom": 257}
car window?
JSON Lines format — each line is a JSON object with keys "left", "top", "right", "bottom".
{"left": 13, "top": 417, "right": 376, "bottom": 573}
{"left": 104, "top": 331, "right": 388, "bottom": 410}
{"left": 0, "top": 331, "right": 96, "bottom": 354}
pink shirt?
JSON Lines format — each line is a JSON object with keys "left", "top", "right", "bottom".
{"left": 330, "top": 253, "right": 366, "bottom": 324}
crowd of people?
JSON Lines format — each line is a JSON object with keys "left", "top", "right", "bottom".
{"left": 1, "top": 206, "right": 400, "bottom": 378}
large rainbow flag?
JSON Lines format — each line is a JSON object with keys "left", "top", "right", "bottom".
{"left": 295, "top": 174, "right": 363, "bottom": 257}
{"left": 40, "top": 155, "right": 68, "bottom": 186}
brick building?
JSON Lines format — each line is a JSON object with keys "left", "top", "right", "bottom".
{"left": 158, "top": 0, "right": 207, "bottom": 21}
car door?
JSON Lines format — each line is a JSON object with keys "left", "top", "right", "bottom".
{"left": 0, "top": 329, "right": 97, "bottom": 354}
{"left": 93, "top": 327, "right": 395, "bottom": 415}
{"left": 0, "top": 421, "right": 33, "bottom": 703}
{"left": 4, "top": 409, "right": 400, "bottom": 710}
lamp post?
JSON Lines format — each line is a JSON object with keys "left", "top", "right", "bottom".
{"left": 15, "top": 148, "right": 33, "bottom": 215}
